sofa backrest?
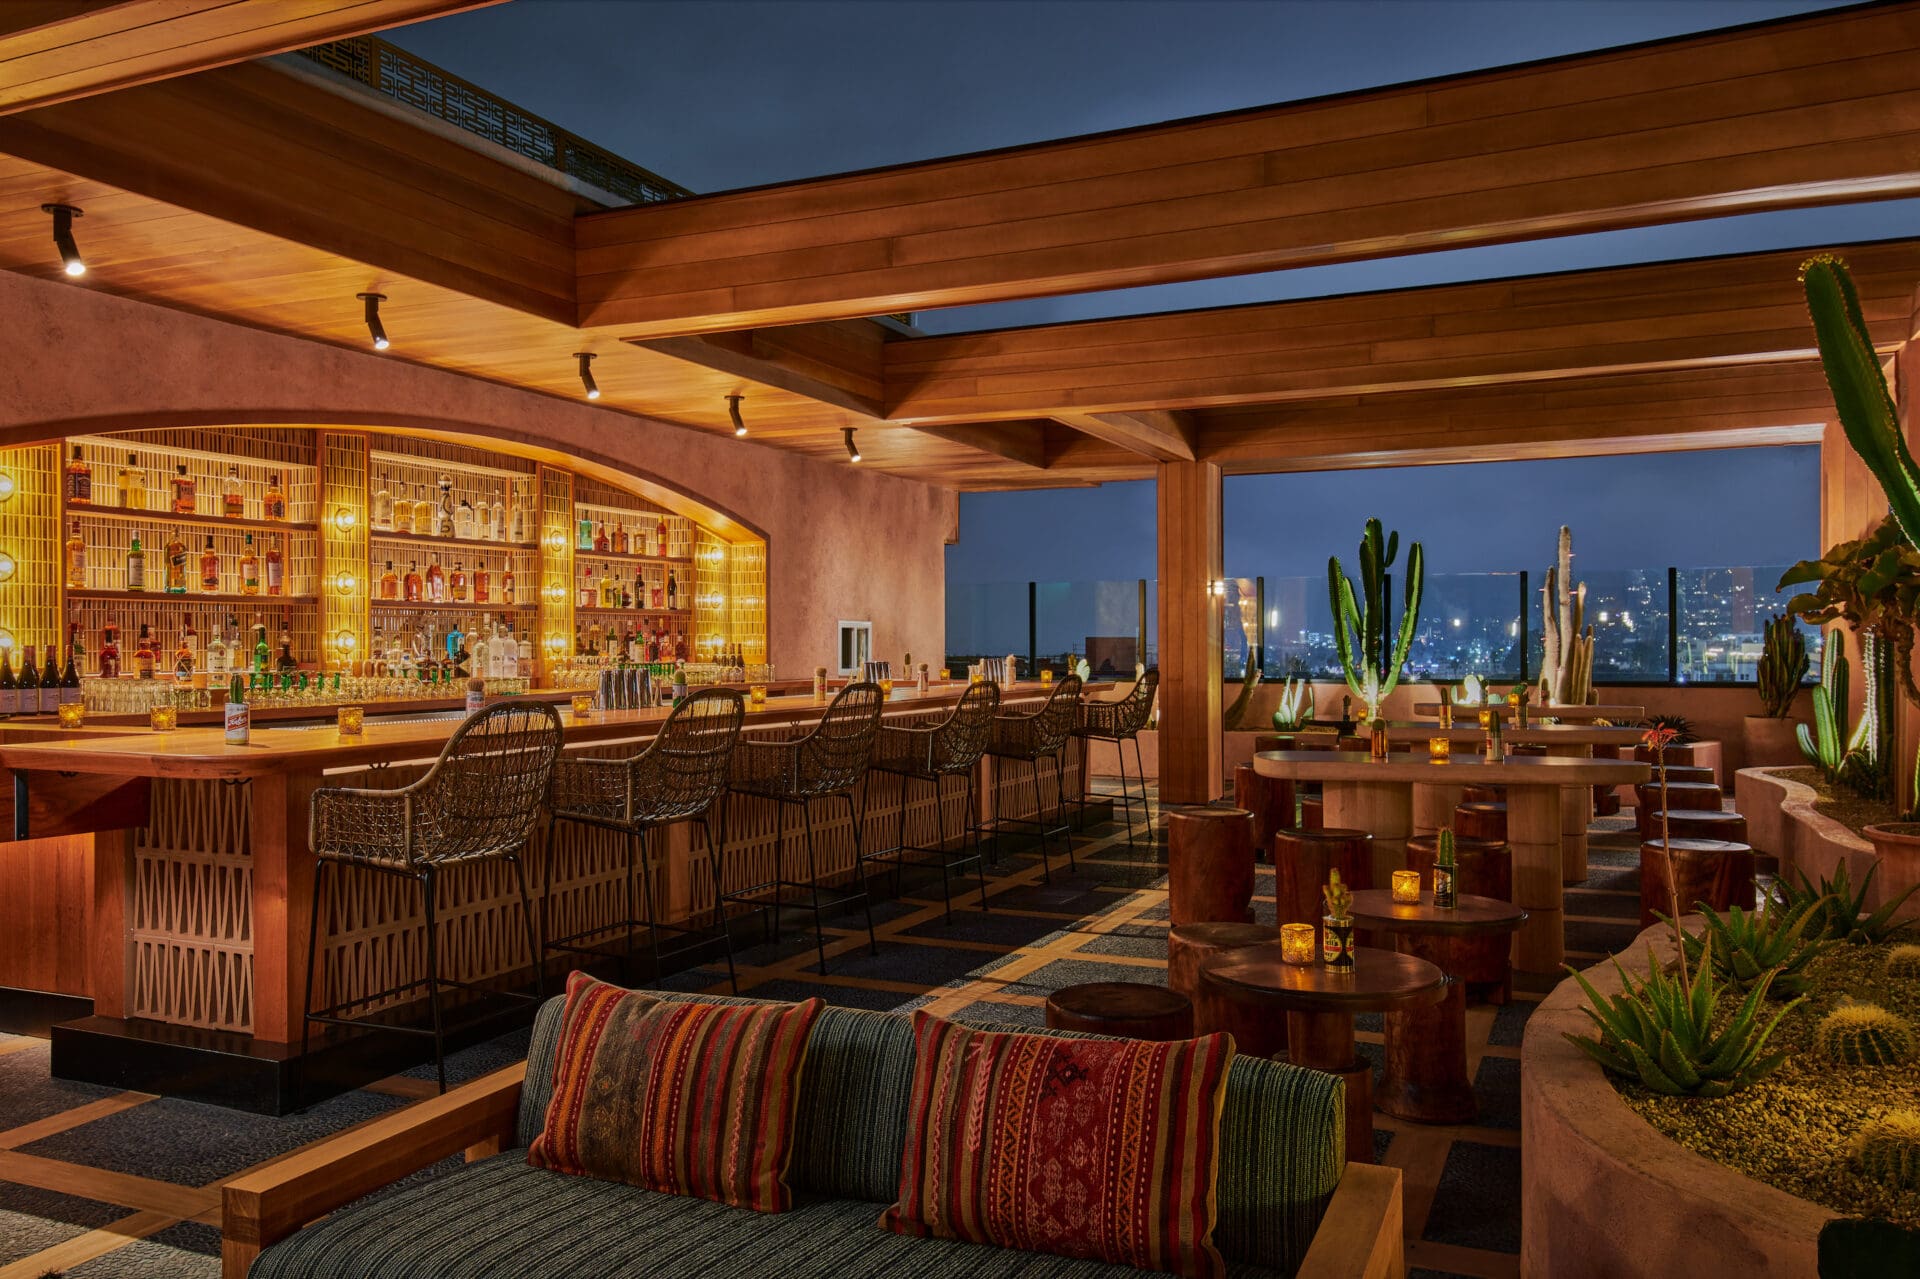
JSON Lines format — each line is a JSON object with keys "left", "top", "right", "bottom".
{"left": 519, "top": 994, "right": 1342, "bottom": 1276}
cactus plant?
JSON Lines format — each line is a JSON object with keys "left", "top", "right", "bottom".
{"left": 1887, "top": 944, "right": 1920, "bottom": 980}
{"left": 1667, "top": 902, "right": 1827, "bottom": 999}
{"left": 1854, "top": 1111, "right": 1920, "bottom": 1191}
{"left": 1323, "top": 867, "right": 1353, "bottom": 921}
{"left": 1815, "top": 1000, "right": 1914, "bottom": 1066}
{"left": 1538, "top": 526, "right": 1595, "bottom": 707}
{"left": 1328, "top": 518, "right": 1423, "bottom": 721}
{"left": 1798, "top": 628, "right": 1858, "bottom": 785}
{"left": 1270, "top": 675, "right": 1309, "bottom": 731}
{"left": 1774, "top": 861, "right": 1920, "bottom": 945}
{"left": 1756, "top": 614, "right": 1810, "bottom": 718}
{"left": 1563, "top": 940, "right": 1798, "bottom": 1097}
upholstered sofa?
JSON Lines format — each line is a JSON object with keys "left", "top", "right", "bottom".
{"left": 224, "top": 995, "right": 1403, "bottom": 1279}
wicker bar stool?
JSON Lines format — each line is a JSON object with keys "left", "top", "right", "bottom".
{"left": 1071, "top": 668, "right": 1159, "bottom": 856}
{"left": 984, "top": 674, "right": 1083, "bottom": 882}
{"left": 543, "top": 688, "right": 745, "bottom": 992}
{"left": 723, "top": 681, "right": 885, "bottom": 975}
{"left": 864, "top": 681, "right": 999, "bottom": 922}
{"left": 303, "top": 702, "right": 564, "bottom": 1093}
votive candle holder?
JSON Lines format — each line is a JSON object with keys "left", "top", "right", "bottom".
{"left": 878, "top": 677, "right": 894, "bottom": 696}
{"left": 149, "top": 704, "right": 178, "bottom": 733}
{"left": 1280, "top": 922, "right": 1317, "bottom": 965}
{"left": 570, "top": 693, "right": 595, "bottom": 719}
{"left": 1040, "top": 669, "right": 1053, "bottom": 686}
{"left": 1392, "top": 870, "right": 1422, "bottom": 903}
{"left": 939, "top": 668, "right": 951, "bottom": 682}
{"left": 57, "top": 701, "right": 84, "bottom": 728}
{"left": 337, "top": 705, "right": 364, "bottom": 738}
{"left": 749, "top": 684, "right": 768, "bottom": 706}
{"left": 1428, "top": 735, "right": 1451, "bottom": 763}
{"left": 1477, "top": 708, "right": 1492, "bottom": 729}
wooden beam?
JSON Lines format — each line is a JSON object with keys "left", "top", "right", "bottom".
{"left": 631, "top": 321, "right": 885, "bottom": 419}
{"left": 575, "top": 3, "right": 1920, "bottom": 335}
{"left": 0, "top": 1, "right": 504, "bottom": 115}
{"left": 886, "top": 240, "right": 1920, "bottom": 423}
{"left": 906, "top": 420, "right": 1051, "bottom": 469}
{"left": 1051, "top": 409, "right": 1197, "bottom": 462}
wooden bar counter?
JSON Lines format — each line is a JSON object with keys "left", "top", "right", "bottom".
{"left": 0, "top": 681, "right": 1093, "bottom": 1109}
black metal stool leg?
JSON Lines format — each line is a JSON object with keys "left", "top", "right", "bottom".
{"left": 1050, "top": 752, "right": 1076, "bottom": 871}
{"left": 769, "top": 799, "right": 785, "bottom": 946}
{"left": 893, "top": 773, "right": 910, "bottom": 899}
{"left": 507, "top": 852, "right": 543, "bottom": 1004}
{"left": 622, "top": 830, "right": 640, "bottom": 982}
{"left": 800, "top": 800, "right": 829, "bottom": 975}
{"left": 420, "top": 867, "right": 446, "bottom": 1095}
{"left": 704, "top": 815, "right": 739, "bottom": 995}
{"left": 637, "top": 827, "right": 664, "bottom": 982}
{"left": 1132, "top": 735, "right": 1154, "bottom": 856}
{"left": 966, "top": 771, "right": 990, "bottom": 912}
{"left": 1026, "top": 758, "right": 1052, "bottom": 884}
{"left": 540, "top": 815, "right": 559, "bottom": 974}
{"left": 848, "top": 790, "right": 877, "bottom": 955}
{"left": 932, "top": 775, "right": 953, "bottom": 924}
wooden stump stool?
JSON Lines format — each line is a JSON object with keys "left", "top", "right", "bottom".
{"left": 1045, "top": 982, "right": 1194, "bottom": 1042}
{"left": 1167, "top": 806, "right": 1256, "bottom": 925}
{"left": 1300, "top": 795, "right": 1324, "bottom": 830}
{"left": 1275, "top": 827, "right": 1373, "bottom": 948}
{"left": 1406, "top": 833, "right": 1516, "bottom": 1002}
{"left": 1659, "top": 764, "right": 1717, "bottom": 786}
{"left": 1639, "top": 838, "right": 1755, "bottom": 927}
{"left": 1454, "top": 801, "right": 1507, "bottom": 842}
{"left": 1168, "top": 923, "right": 1284, "bottom": 1056}
{"left": 1234, "top": 765, "right": 1295, "bottom": 864}
{"left": 1635, "top": 782, "right": 1723, "bottom": 835}
{"left": 1462, "top": 784, "right": 1505, "bottom": 804}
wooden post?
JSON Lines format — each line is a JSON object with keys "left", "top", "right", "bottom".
{"left": 252, "top": 771, "right": 321, "bottom": 1045}
{"left": 1156, "top": 460, "right": 1222, "bottom": 804}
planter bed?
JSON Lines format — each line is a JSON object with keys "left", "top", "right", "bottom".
{"left": 1734, "top": 766, "right": 1879, "bottom": 893}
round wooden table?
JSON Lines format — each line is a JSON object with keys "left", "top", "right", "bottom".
{"left": 1348, "top": 889, "right": 1527, "bottom": 1124}
{"left": 1201, "top": 944, "right": 1445, "bottom": 1164}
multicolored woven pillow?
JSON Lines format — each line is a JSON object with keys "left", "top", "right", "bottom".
{"left": 880, "top": 1012, "right": 1235, "bottom": 1277}
{"left": 527, "top": 975, "right": 823, "bottom": 1212}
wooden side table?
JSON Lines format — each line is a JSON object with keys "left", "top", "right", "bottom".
{"left": 1347, "top": 889, "right": 1526, "bottom": 1124}
{"left": 1201, "top": 944, "right": 1444, "bottom": 1164}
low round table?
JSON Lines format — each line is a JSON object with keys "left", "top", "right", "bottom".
{"left": 1044, "top": 981, "right": 1194, "bottom": 1042}
{"left": 1201, "top": 944, "right": 1445, "bottom": 1164}
{"left": 1347, "top": 889, "right": 1527, "bottom": 1124}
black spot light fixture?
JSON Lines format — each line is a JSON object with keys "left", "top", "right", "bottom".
{"left": 575, "top": 352, "right": 600, "bottom": 400}
{"left": 728, "top": 394, "right": 746, "bottom": 437}
{"left": 844, "top": 427, "right": 862, "bottom": 463}
{"left": 41, "top": 203, "right": 84, "bottom": 277}
{"left": 356, "top": 292, "right": 389, "bottom": 350}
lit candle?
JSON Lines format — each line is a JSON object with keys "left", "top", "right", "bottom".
{"left": 1428, "top": 735, "right": 1451, "bottom": 763}
{"left": 749, "top": 684, "right": 767, "bottom": 706}
{"left": 1040, "top": 669, "right": 1053, "bottom": 686}
{"left": 878, "top": 677, "right": 894, "bottom": 696}
{"left": 939, "top": 668, "right": 951, "bottom": 682}
{"left": 57, "top": 701, "right": 84, "bottom": 728}
{"left": 1392, "top": 869, "right": 1422, "bottom": 903}
{"left": 570, "top": 693, "right": 595, "bottom": 719}
{"left": 1477, "top": 708, "right": 1492, "bottom": 729}
{"left": 1280, "top": 922, "right": 1316, "bottom": 965}
{"left": 337, "top": 705, "right": 364, "bottom": 738}
{"left": 149, "top": 704, "right": 178, "bottom": 732}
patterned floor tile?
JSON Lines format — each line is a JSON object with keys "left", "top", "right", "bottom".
{"left": 1421, "top": 1140, "right": 1523, "bottom": 1253}
{"left": 0, "top": 1185, "right": 127, "bottom": 1265}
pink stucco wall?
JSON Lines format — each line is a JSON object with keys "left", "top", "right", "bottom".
{"left": 0, "top": 271, "right": 956, "bottom": 674}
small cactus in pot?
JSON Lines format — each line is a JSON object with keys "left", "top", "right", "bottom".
{"left": 1815, "top": 1000, "right": 1915, "bottom": 1066}
{"left": 1322, "top": 869, "right": 1356, "bottom": 969}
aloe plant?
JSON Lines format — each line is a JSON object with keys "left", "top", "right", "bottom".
{"left": 1756, "top": 614, "right": 1809, "bottom": 718}
{"left": 1328, "top": 518, "right": 1423, "bottom": 720}
{"left": 1774, "top": 862, "right": 1920, "bottom": 946}
{"left": 1563, "top": 939, "right": 1799, "bottom": 1097}
{"left": 1666, "top": 902, "right": 1828, "bottom": 999}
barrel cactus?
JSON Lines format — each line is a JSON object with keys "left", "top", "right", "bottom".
{"left": 1816, "top": 1000, "right": 1915, "bottom": 1066}
{"left": 1889, "top": 944, "right": 1920, "bottom": 981}
{"left": 1854, "top": 1110, "right": 1920, "bottom": 1191}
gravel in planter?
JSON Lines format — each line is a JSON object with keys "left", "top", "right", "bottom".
{"left": 1770, "top": 766, "right": 1899, "bottom": 839}
{"left": 1614, "top": 940, "right": 1920, "bottom": 1226}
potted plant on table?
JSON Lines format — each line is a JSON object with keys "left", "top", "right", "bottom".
{"left": 1743, "top": 614, "right": 1809, "bottom": 767}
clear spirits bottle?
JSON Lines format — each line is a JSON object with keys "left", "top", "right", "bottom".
{"left": 64, "top": 520, "right": 85, "bottom": 590}
{"left": 223, "top": 464, "right": 245, "bottom": 519}
{"left": 372, "top": 473, "right": 394, "bottom": 532}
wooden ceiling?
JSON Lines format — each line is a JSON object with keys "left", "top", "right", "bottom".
{"left": 0, "top": 1, "right": 1915, "bottom": 491}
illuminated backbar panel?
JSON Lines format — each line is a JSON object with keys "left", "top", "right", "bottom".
{"left": 0, "top": 445, "right": 62, "bottom": 665}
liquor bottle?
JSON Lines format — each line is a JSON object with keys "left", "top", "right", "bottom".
{"left": 1433, "top": 830, "right": 1458, "bottom": 910}
{"left": 655, "top": 515, "right": 668, "bottom": 557}
{"left": 276, "top": 615, "right": 297, "bottom": 674}
{"left": 411, "top": 484, "right": 433, "bottom": 537}
{"left": 243, "top": 533, "right": 271, "bottom": 596}
{"left": 199, "top": 534, "right": 221, "bottom": 593}
{"left": 593, "top": 520, "right": 609, "bottom": 553}
{"left": 126, "top": 532, "right": 147, "bottom": 592}
{"left": 263, "top": 472, "right": 287, "bottom": 522}
{"left": 224, "top": 672, "right": 249, "bottom": 745}
{"left": 18, "top": 643, "right": 38, "bottom": 709}
{"left": 515, "top": 625, "right": 532, "bottom": 679}
{"left": 573, "top": 621, "right": 585, "bottom": 655}
{"left": 586, "top": 617, "right": 603, "bottom": 655}
{"left": 600, "top": 569, "right": 618, "bottom": 609}
{"left": 263, "top": 534, "right": 283, "bottom": 596}
{"left": 425, "top": 553, "right": 446, "bottom": 603}
{"left": 665, "top": 569, "right": 678, "bottom": 611}
{"left": 454, "top": 498, "right": 476, "bottom": 541}
{"left": 372, "top": 472, "right": 394, "bottom": 532}
{"left": 37, "top": 642, "right": 56, "bottom": 711}
{"left": 64, "top": 519, "right": 86, "bottom": 590}
{"left": 392, "top": 481, "right": 415, "bottom": 534}
{"left": 98, "top": 622, "right": 120, "bottom": 678}
{"left": 170, "top": 464, "right": 196, "bottom": 515}
{"left": 434, "top": 475, "right": 454, "bottom": 538}
{"left": 132, "top": 628, "right": 156, "bottom": 679}
{"left": 500, "top": 562, "right": 515, "bottom": 604}
{"left": 65, "top": 445, "right": 92, "bottom": 504}
{"left": 222, "top": 464, "right": 245, "bottom": 519}
{"left": 469, "top": 625, "right": 489, "bottom": 679}
{"left": 379, "top": 559, "right": 399, "bottom": 601}
{"left": 449, "top": 560, "right": 469, "bottom": 602}
{"left": 251, "top": 618, "right": 269, "bottom": 674}
{"left": 0, "top": 645, "right": 16, "bottom": 716}
{"left": 165, "top": 529, "right": 188, "bottom": 594}
{"left": 174, "top": 622, "right": 195, "bottom": 681}
{"left": 60, "top": 631, "right": 80, "bottom": 705}
{"left": 576, "top": 514, "right": 593, "bottom": 551}
{"left": 118, "top": 453, "right": 144, "bottom": 509}
{"left": 577, "top": 566, "right": 595, "bottom": 610}
{"left": 508, "top": 484, "right": 528, "bottom": 544}
{"left": 206, "top": 619, "right": 228, "bottom": 678}
{"left": 619, "top": 574, "right": 632, "bottom": 611}
{"left": 473, "top": 560, "right": 490, "bottom": 604}
{"left": 487, "top": 489, "right": 505, "bottom": 542}
{"left": 403, "top": 560, "right": 423, "bottom": 602}
{"left": 612, "top": 522, "right": 629, "bottom": 555}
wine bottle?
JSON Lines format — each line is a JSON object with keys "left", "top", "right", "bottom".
{"left": 40, "top": 642, "right": 59, "bottom": 711}
{"left": 0, "top": 645, "right": 16, "bottom": 716}
{"left": 20, "top": 643, "right": 41, "bottom": 706}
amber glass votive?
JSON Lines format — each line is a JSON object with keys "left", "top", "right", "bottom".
{"left": 1428, "top": 735, "right": 1451, "bottom": 763}
{"left": 337, "top": 705, "right": 364, "bottom": 738}
{"left": 1477, "top": 708, "right": 1492, "bottom": 729}
{"left": 749, "top": 684, "right": 767, "bottom": 706}
{"left": 570, "top": 693, "right": 594, "bottom": 719}
{"left": 1040, "top": 669, "right": 1053, "bottom": 686}
{"left": 1392, "top": 870, "right": 1422, "bottom": 903}
{"left": 149, "top": 704, "right": 178, "bottom": 732}
{"left": 57, "top": 701, "right": 84, "bottom": 728}
{"left": 878, "top": 677, "right": 894, "bottom": 696}
{"left": 1280, "top": 922, "right": 1316, "bottom": 965}
{"left": 939, "top": 667, "right": 951, "bottom": 682}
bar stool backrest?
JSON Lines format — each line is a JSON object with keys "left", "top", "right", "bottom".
{"left": 418, "top": 701, "right": 565, "bottom": 866}
{"left": 797, "top": 681, "right": 885, "bottom": 796}
{"left": 1116, "top": 667, "right": 1159, "bottom": 734}
{"left": 637, "top": 687, "right": 746, "bottom": 823}
{"left": 1028, "top": 674, "right": 1084, "bottom": 755}
{"left": 931, "top": 680, "right": 1001, "bottom": 773}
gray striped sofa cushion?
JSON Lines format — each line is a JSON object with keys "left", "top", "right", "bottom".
{"left": 249, "top": 1151, "right": 1291, "bottom": 1278}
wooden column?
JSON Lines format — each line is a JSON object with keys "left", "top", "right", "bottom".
{"left": 1156, "top": 460, "right": 1222, "bottom": 804}
{"left": 1508, "top": 785, "right": 1565, "bottom": 975}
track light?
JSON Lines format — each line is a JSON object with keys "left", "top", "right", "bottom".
{"left": 728, "top": 394, "right": 746, "bottom": 437}
{"left": 356, "top": 292, "right": 389, "bottom": 350}
{"left": 575, "top": 352, "right": 600, "bottom": 400}
{"left": 42, "top": 204, "right": 84, "bottom": 276}
{"left": 843, "top": 427, "right": 862, "bottom": 463}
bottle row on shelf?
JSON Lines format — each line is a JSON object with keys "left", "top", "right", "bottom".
{"left": 371, "top": 472, "right": 529, "bottom": 545}
{"left": 378, "top": 556, "right": 523, "bottom": 607}
{"left": 573, "top": 617, "right": 692, "bottom": 665}
{"left": 364, "top": 614, "right": 535, "bottom": 683}
{"left": 574, "top": 511, "right": 682, "bottom": 559}
{"left": 576, "top": 563, "right": 681, "bottom": 612}
{"left": 67, "top": 447, "right": 295, "bottom": 524}
{"left": 68, "top": 523, "right": 297, "bottom": 598}
{"left": 0, "top": 631, "right": 82, "bottom": 715}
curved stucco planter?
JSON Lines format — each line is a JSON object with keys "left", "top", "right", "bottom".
{"left": 1521, "top": 921, "right": 1834, "bottom": 1278}
{"left": 1734, "top": 766, "right": 1877, "bottom": 895}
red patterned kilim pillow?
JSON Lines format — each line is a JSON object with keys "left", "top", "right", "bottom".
{"left": 880, "top": 1012, "right": 1234, "bottom": 1277}
{"left": 527, "top": 974, "right": 823, "bottom": 1212}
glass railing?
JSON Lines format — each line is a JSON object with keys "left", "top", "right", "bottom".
{"left": 947, "top": 578, "right": 1155, "bottom": 677}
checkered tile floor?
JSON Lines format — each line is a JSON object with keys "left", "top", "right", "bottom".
{"left": 0, "top": 793, "right": 1645, "bottom": 1278}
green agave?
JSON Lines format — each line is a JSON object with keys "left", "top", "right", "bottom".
{"left": 1563, "top": 940, "right": 1801, "bottom": 1098}
{"left": 1667, "top": 902, "right": 1827, "bottom": 999}
{"left": 1774, "top": 862, "right": 1920, "bottom": 946}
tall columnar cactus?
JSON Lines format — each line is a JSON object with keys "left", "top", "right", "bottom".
{"left": 1798, "top": 628, "right": 1855, "bottom": 784}
{"left": 1815, "top": 1001, "right": 1914, "bottom": 1067}
{"left": 1854, "top": 1111, "right": 1920, "bottom": 1192}
{"left": 1328, "top": 519, "right": 1423, "bottom": 720}
{"left": 1756, "top": 614, "right": 1809, "bottom": 718}
{"left": 1538, "top": 526, "right": 1595, "bottom": 706}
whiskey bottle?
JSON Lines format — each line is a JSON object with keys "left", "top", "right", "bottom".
{"left": 118, "top": 453, "right": 144, "bottom": 509}
{"left": 264, "top": 534, "right": 283, "bottom": 596}
{"left": 131, "top": 628, "right": 155, "bottom": 680}
{"left": 166, "top": 529, "right": 188, "bottom": 594}
{"left": 200, "top": 535, "right": 221, "bottom": 593}
{"left": 594, "top": 520, "right": 610, "bottom": 553}
{"left": 65, "top": 445, "right": 92, "bottom": 504}
{"left": 239, "top": 533, "right": 260, "bottom": 595}
{"left": 170, "top": 464, "right": 196, "bottom": 515}
{"left": 98, "top": 622, "right": 121, "bottom": 678}
{"left": 392, "top": 481, "right": 415, "bottom": 534}
{"left": 425, "top": 553, "right": 446, "bottom": 603}
{"left": 379, "top": 559, "right": 399, "bottom": 601}
{"left": 263, "top": 472, "right": 287, "bottom": 522}
{"left": 403, "top": 560, "right": 423, "bottom": 603}
{"left": 473, "top": 560, "right": 490, "bottom": 604}
{"left": 372, "top": 472, "right": 394, "bottom": 531}
{"left": 64, "top": 519, "right": 86, "bottom": 590}
{"left": 222, "top": 464, "right": 245, "bottom": 519}
{"left": 411, "top": 484, "right": 433, "bottom": 537}
{"left": 449, "top": 560, "right": 469, "bottom": 603}
{"left": 612, "top": 521, "right": 628, "bottom": 554}
{"left": 126, "top": 532, "right": 147, "bottom": 592}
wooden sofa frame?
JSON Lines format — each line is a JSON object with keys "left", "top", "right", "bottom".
{"left": 221, "top": 1061, "right": 1405, "bottom": 1279}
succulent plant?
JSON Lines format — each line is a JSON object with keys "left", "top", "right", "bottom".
{"left": 1323, "top": 867, "right": 1353, "bottom": 922}
{"left": 1774, "top": 861, "right": 1919, "bottom": 945}
{"left": 1563, "top": 940, "right": 1798, "bottom": 1098}
{"left": 1328, "top": 518, "right": 1423, "bottom": 721}
{"left": 1815, "top": 1000, "right": 1914, "bottom": 1067}
{"left": 1270, "top": 675, "right": 1309, "bottom": 731}
{"left": 1796, "top": 628, "right": 1860, "bottom": 785}
{"left": 1756, "top": 613, "right": 1810, "bottom": 719}
{"left": 1852, "top": 1110, "right": 1920, "bottom": 1192}
{"left": 1666, "top": 902, "right": 1827, "bottom": 999}
{"left": 1887, "top": 944, "right": 1920, "bottom": 981}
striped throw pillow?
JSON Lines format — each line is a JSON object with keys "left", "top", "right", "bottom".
{"left": 880, "top": 1012, "right": 1234, "bottom": 1277}
{"left": 527, "top": 974, "right": 823, "bottom": 1212}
